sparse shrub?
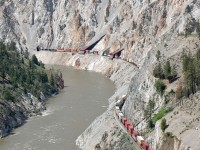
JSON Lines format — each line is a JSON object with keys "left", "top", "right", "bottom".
{"left": 153, "top": 107, "right": 171, "bottom": 123}
{"left": 169, "top": 89, "right": 175, "bottom": 94}
{"left": 165, "top": 132, "right": 173, "bottom": 138}
{"left": 161, "top": 118, "right": 167, "bottom": 132}
{"left": 154, "top": 79, "right": 166, "bottom": 95}
{"left": 175, "top": 85, "right": 183, "bottom": 99}
{"left": 148, "top": 119, "right": 155, "bottom": 129}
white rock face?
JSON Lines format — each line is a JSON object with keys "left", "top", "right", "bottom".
{"left": 1, "top": 0, "right": 200, "bottom": 149}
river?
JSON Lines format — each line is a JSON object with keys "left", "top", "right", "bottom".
{"left": 0, "top": 65, "right": 115, "bottom": 150}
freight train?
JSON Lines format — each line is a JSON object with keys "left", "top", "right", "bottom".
{"left": 37, "top": 46, "right": 139, "bottom": 68}
{"left": 115, "top": 100, "right": 154, "bottom": 150}
{"left": 37, "top": 47, "right": 99, "bottom": 55}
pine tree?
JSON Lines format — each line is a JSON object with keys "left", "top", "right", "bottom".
{"left": 161, "top": 118, "right": 167, "bottom": 132}
{"left": 24, "top": 49, "right": 29, "bottom": 59}
{"left": 171, "top": 65, "right": 177, "bottom": 79}
{"left": 156, "top": 50, "right": 161, "bottom": 61}
{"left": 50, "top": 74, "right": 55, "bottom": 86}
{"left": 164, "top": 60, "right": 171, "bottom": 79}
{"left": 32, "top": 54, "right": 39, "bottom": 65}
{"left": 196, "top": 49, "right": 200, "bottom": 87}
{"left": 21, "top": 57, "right": 24, "bottom": 64}
{"left": 3, "top": 87, "right": 14, "bottom": 101}
{"left": 182, "top": 51, "right": 197, "bottom": 95}
{"left": 144, "top": 99, "right": 155, "bottom": 129}
{"left": 153, "top": 63, "right": 164, "bottom": 79}
{"left": 196, "top": 23, "right": 200, "bottom": 39}
{"left": 155, "top": 79, "right": 166, "bottom": 95}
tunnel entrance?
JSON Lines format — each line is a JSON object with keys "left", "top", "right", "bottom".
{"left": 83, "top": 35, "right": 105, "bottom": 51}
{"left": 112, "top": 49, "right": 123, "bottom": 59}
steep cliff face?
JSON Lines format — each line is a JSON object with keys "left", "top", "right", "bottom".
{"left": 1, "top": 0, "right": 200, "bottom": 150}
{"left": 1, "top": 0, "right": 200, "bottom": 58}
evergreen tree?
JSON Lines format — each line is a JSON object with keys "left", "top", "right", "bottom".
{"left": 0, "top": 40, "right": 6, "bottom": 50}
{"left": 32, "top": 54, "right": 39, "bottom": 65}
{"left": 1, "top": 68, "right": 6, "bottom": 81}
{"left": 39, "top": 72, "right": 48, "bottom": 83}
{"left": 144, "top": 99, "right": 155, "bottom": 128}
{"left": 171, "top": 65, "right": 177, "bottom": 79}
{"left": 156, "top": 50, "right": 161, "bottom": 61}
{"left": 182, "top": 51, "right": 196, "bottom": 94}
{"left": 24, "top": 49, "right": 29, "bottom": 59}
{"left": 6, "top": 41, "right": 16, "bottom": 51}
{"left": 164, "top": 60, "right": 171, "bottom": 79}
{"left": 155, "top": 79, "right": 166, "bottom": 95}
{"left": 161, "top": 118, "right": 167, "bottom": 132}
{"left": 144, "top": 99, "right": 155, "bottom": 119}
{"left": 153, "top": 63, "right": 164, "bottom": 79}
{"left": 21, "top": 57, "right": 24, "bottom": 64}
{"left": 3, "top": 87, "right": 14, "bottom": 101}
{"left": 196, "top": 23, "right": 200, "bottom": 39}
{"left": 50, "top": 74, "right": 55, "bottom": 86}
{"left": 196, "top": 49, "right": 200, "bottom": 87}
{"left": 197, "top": 48, "right": 200, "bottom": 60}
{"left": 39, "top": 61, "right": 45, "bottom": 68}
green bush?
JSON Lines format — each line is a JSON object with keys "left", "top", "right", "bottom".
{"left": 3, "top": 87, "right": 14, "bottom": 101}
{"left": 148, "top": 119, "right": 155, "bottom": 129}
{"left": 153, "top": 107, "right": 171, "bottom": 123}
{"left": 154, "top": 79, "right": 166, "bottom": 95}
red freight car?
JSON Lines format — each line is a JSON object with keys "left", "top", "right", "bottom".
{"left": 141, "top": 141, "right": 149, "bottom": 150}
{"left": 85, "top": 50, "right": 90, "bottom": 54}
{"left": 79, "top": 50, "right": 85, "bottom": 54}
{"left": 108, "top": 53, "right": 114, "bottom": 59}
{"left": 66, "top": 48, "right": 71, "bottom": 52}
{"left": 125, "top": 121, "right": 130, "bottom": 129}
{"left": 128, "top": 125, "right": 134, "bottom": 134}
{"left": 93, "top": 51, "right": 99, "bottom": 55}
{"left": 121, "top": 117, "right": 127, "bottom": 125}
{"left": 132, "top": 130, "right": 138, "bottom": 141}
{"left": 72, "top": 49, "right": 78, "bottom": 53}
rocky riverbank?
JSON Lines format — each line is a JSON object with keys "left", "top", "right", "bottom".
{"left": 0, "top": 92, "right": 46, "bottom": 138}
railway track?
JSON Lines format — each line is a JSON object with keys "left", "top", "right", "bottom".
{"left": 113, "top": 110, "right": 141, "bottom": 150}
